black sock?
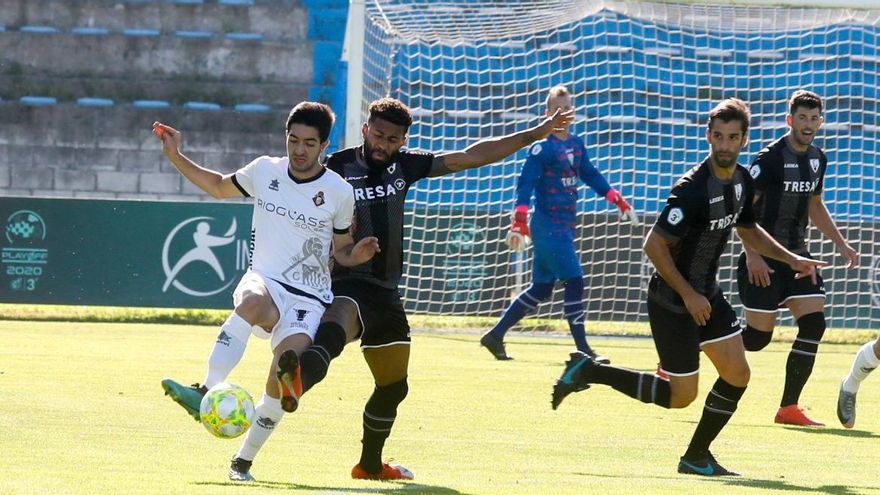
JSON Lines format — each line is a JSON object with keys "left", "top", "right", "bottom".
{"left": 685, "top": 378, "right": 746, "bottom": 459}
{"left": 360, "top": 378, "right": 408, "bottom": 473}
{"left": 588, "top": 364, "right": 671, "bottom": 408}
{"left": 780, "top": 312, "right": 825, "bottom": 407}
{"left": 300, "top": 322, "right": 347, "bottom": 393}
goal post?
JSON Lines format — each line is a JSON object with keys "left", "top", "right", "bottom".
{"left": 346, "top": 0, "right": 880, "bottom": 330}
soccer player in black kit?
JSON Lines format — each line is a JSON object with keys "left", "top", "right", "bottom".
{"left": 272, "top": 97, "right": 573, "bottom": 480}
{"left": 551, "top": 99, "right": 825, "bottom": 476}
{"left": 737, "top": 90, "right": 858, "bottom": 427}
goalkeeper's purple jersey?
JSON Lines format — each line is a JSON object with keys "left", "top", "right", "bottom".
{"left": 515, "top": 133, "right": 612, "bottom": 241}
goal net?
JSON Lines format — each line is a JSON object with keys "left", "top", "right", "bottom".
{"left": 348, "top": 0, "right": 880, "bottom": 330}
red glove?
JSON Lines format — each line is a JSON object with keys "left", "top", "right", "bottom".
{"left": 606, "top": 189, "right": 631, "bottom": 213}
{"left": 606, "top": 189, "right": 640, "bottom": 226}
{"left": 506, "top": 205, "right": 531, "bottom": 252}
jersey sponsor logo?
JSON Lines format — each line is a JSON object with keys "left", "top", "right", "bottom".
{"left": 709, "top": 195, "right": 724, "bottom": 204}
{"left": 269, "top": 179, "right": 280, "bottom": 191}
{"left": 295, "top": 309, "right": 309, "bottom": 321}
{"left": 709, "top": 212, "right": 740, "bottom": 231}
{"left": 667, "top": 207, "right": 684, "bottom": 226}
{"left": 312, "top": 191, "right": 325, "bottom": 207}
{"left": 784, "top": 162, "right": 799, "bottom": 169}
{"left": 354, "top": 183, "right": 399, "bottom": 201}
{"left": 783, "top": 180, "right": 819, "bottom": 193}
{"left": 735, "top": 183, "right": 742, "bottom": 201}
{"left": 749, "top": 165, "right": 761, "bottom": 178}
{"left": 562, "top": 176, "right": 578, "bottom": 187}
{"left": 281, "top": 236, "right": 330, "bottom": 294}
{"left": 529, "top": 143, "right": 542, "bottom": 156}
{"left": 161, "top": 216, "right": 247, "bottom": 297}
{"left": 387, "top": 163, "right": 397, "bottom": 174}
{"left": 256, "top": 199, "right": 328, "bottom": 231}
{"left": 810, "top": 158, "right": 820, "bottom": 173}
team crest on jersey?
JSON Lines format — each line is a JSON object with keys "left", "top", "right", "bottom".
{"left": 810, "top": 158, "right": 820, "bottom": 173}
{"left": 667, "top": 207, "right": 684, "bottom": 226}
{"left": 394, "top": 178, "right": 406, "bottom": 190}
{"left": 387, "top": 163, "right": 397, "bottom": 174}
{"left": 749, "top": 165, "right": 761, "bottom": 179}
{"left": 530, "top": 143, "right": 542, "bottom": 156}
{"left": 566, "top": 149, "right": 575, "bottom": 166}
{"left": 312, "top": 191, "right": 325, "bottom": 207}
{"left": 735, "top": 183, "right": 742, "bottom": 201}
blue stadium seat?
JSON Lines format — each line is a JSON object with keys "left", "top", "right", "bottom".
{"left": 234, "top": 103, "right": 271, "bottom": 112}
{"left": 124, "top": 29, "right": 160, "bottom": 37}
{"left": 20, "top": 96, "right": 58, "bottom": 105}
{"left": 225, "top": 32, "right": 262, "bottom": 41}
{"left": 72, "top": 27, "right": 110, "bottom": 36}
{"left": 175, "top": 30, "right": 212, "bottom": 39}
{"left": 170, "top": 0, "right": 203, "bottom": 4}
{"left": 133, "top": 100, "right": 171, "bottom": 108}
{"left": 77, "top": 97, "right": 115, "bottom": 107}
{"left": 184, "top": 101, "right": 222, "bottom": 111}
{"left": 20, "top": 25, "right": 59, "bottom": 34}
{"left": 219, "top": 0, "right": 255, "bottom": 5}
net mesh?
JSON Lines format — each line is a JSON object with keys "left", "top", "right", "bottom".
{"left": 357, "top": 0, "right": 880, "bottom": 330}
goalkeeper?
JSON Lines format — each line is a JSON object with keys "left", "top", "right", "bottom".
{"left": 480, "top": 85, "right": 637, "bottom": 361}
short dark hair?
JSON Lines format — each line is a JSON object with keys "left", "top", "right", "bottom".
{"left": 789, "top": 89, "right": 823, "bottom": 115}
{"left": 368, "top": 97, "right": 413, "bottom": 131}
{"left": 286, "top": 101, "right": 335, "bottom": 142}
{"left": 708, "top": 98, "right": 751, "bottom": 135}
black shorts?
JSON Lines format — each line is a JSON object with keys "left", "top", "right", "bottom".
{"left": 736, "top": 252, "right": 825, "bottom": 313}
{"left": 331, "top": 278, "right": 411, "bottom": 348}
{"left": 648, "top": 290, "right": 741, "bottom": 377}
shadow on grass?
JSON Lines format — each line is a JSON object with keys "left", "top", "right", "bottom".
{"left": 737, "top": 422, "right": 880, "bottom": 439}
{"left": 193, "top": 480, "right": 472, "bottom": 494}
{"left": 575, "top": 472, "right": 871, "bottom": 494}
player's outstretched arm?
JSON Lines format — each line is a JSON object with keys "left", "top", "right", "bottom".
{"left": 643, "top": 228, "right": 710, "bottom": 326}
{"left": 808, "top": 195, "right": 858, "bottom": 268}
{"left": 736, "top": 224, "right": 827, "bottom": 283}
{"left": 332, "top": 233, "right": 380, "bottom": 267}
{"left": 428, "top": 108, "right": 575, "bottom": 177}
{"left": 152, "top": 121, "right": 242, "bottom": 199}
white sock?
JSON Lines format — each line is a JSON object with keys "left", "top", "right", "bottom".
{"left": 842, "top": 340, "right": 880, "bottom": 393}
{"left": 203, "top": 312, "right": 252, "bottom": 389}
{"left": 236, "top": 394, "right": 284, "bottom": 461}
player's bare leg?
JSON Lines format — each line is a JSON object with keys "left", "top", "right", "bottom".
{"left": 351, "top": 344, "right": 414, "bottom": 480}
{"left": 678, "top": 336, "right": 749, "bottom": 477}
{"left": 230, "top": 333, "right": 311, "bottom": 482}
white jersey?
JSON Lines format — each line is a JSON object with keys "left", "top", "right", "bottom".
{"left": 231, "top": 155, "right": 354, "bottom": 304}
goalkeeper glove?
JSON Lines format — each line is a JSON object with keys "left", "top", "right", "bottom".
{"left": 506, "top": 205, "right": 531, "bottom": 253}
{"left": 606, "top": 189, "right": 640, "bottom": 226}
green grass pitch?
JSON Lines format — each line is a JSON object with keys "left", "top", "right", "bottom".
{"left": 1, "top": 320, "right": 879, "bottom": 494}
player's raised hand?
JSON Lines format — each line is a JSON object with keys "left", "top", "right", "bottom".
{"left": 351, "top": 236, "right": 381, "bottom": 264}
{"left": 746, "top": 252, "right": 774, "bottom": 287}
{"left": 153, "top": 121, "right": 182, "bottom": 158}
{"left": 790, "top": 255, "right": 828, "bottom": 284}
{"left": 837, "top": 242, "right": 859, "bottom": 269}
{"left": 534, "top": 107, "right": 576, "bottom": 139}
{"left": 683, "top": 290, "right": 712, "bottom": 327}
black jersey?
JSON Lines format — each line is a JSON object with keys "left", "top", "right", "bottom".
{"left": 326, "top": 145, "right": 434, "bottom": 289}
{"left": 748, "top": 136, "right": 826, "bottom": 255}
{"left": 649, "top": 159, "right": 756, "bottom": 308}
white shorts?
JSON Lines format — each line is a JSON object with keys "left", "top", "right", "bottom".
{"left": 232, "top": 271, "right": 326, "bottom": 350}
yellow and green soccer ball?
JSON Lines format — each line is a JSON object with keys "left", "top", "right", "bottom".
{"left": 199, "top": 383, "right": 255, "bottom": 439}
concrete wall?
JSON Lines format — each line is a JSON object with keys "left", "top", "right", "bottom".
{"left": 0, "top": 0, "right": 315, "bottom": 201}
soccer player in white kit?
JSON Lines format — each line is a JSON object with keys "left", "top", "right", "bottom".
{"left": 154, "top": 102, "right": 379, "bottom": 482}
